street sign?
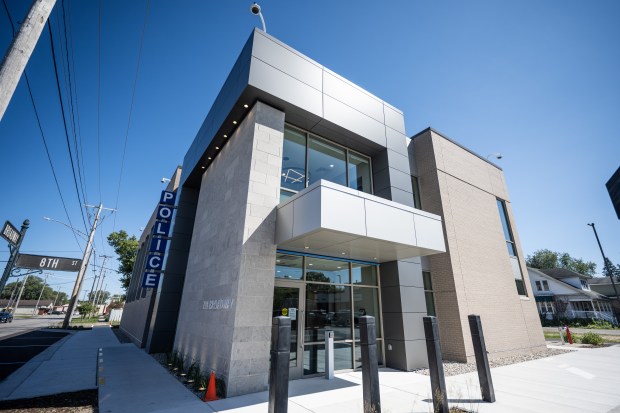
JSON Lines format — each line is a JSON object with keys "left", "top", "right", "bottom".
{"left": 1, "top": 221, "right": 20, "bottom": 246}
{"left": 15, "top": 254, "right": 82, "bottom": 272}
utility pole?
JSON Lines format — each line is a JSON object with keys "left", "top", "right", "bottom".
{"left": 0, "top": 0, "right": 57, "bottom": 121}
{"left": 33, "top": 273, "right": 48, "bottom": 315}
{"left": 90, "top": 255, "right": 110, "bottom": 305}
{"left": 587, "top": 223, "right": 620, "bottom": 300}
{"left": 62, "top": 204, "right": 114, "bottom": 328}
{"left": 1, "top": 219, "right": 30, "bottom": 294}
{"left": 53, "top": 289, "right": 60, "bottom": 307}
{"left": 93, "top": 270, "right": 107, "bottom": 310}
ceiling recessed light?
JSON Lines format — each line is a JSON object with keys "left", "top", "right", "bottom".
{"left": 330, "top": 164, "right": 334, "bottom": 168}
{"left": 276, "top": 270, "right": 281, "bottom": 273}
{"left": 215, "top": 146, "right": 220, "bottom": 150}
{"left": 341, "top": 252, "right": 346, "bottom": 255}
{"left": 336, "top": 266, "right": 342, "bottom": 269}
{"left": 207, "top": 157, "right": 212, "bottom": 160}
{"left": 233, "top": 121, "right": 237, "bottom": 124}
{"left": 223, "top": 134, "right": 228, "bottom": 138}
{"left": 276, "top": 260, "right": 281, "bottom": 263}
{"left": 243, "top": 104, "right": 248, "bottom": 108}
{"left": 304, "top": 246, "right": 309, "bottom": 249}
{"left": 308, "top": 263, "right": 313, "bottom": 266}
{"left": 373, "top": 257, "right": 377, "bottom": 260}
{"left": 201, "top": 166, "right": 206, "bottom": 169}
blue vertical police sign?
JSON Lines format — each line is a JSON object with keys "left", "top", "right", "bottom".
{"left": 142, "top": 190, "right": 176, "bottom": 288}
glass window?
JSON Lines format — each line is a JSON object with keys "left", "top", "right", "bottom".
{"left": 351, "top": 263, "right": 378, "bottom": 286}
{"left": 305, "top": 284, "right": 352, "bottom": 341}
{"left": 308, "top": 137, "right": 347, "bottom": 187}
{"left": 411, "top": 176, "right": 422, "bottom": 209}
{"left": 304, "top": 343, "right": 352, "bottom": 374}
{"left": 281, "top": 128, "right": 307, "bottom": 194}
{"left": 353, "top": 287, "right": 381, "bottom": 339}
{"left": 306, "top": 257, "right": 350, "bottom": 284}
{"left": 354, "top": 341, "right": 383, "bottom": 368}
{"left": 496, "top": 199, "right": 517, "bottom": 257}
{"left": 535, "top": 281, "right": 542, "bottom": 291}
{"left": 542, "top": 280, "right": 549, "bottom": 291}
{"left": 423, "top": 271, "right": 436, "bottom": 316}
{"left": 275, "top": 253, "right": 303, "bottom": 280}
{"left": 348, "top": 152, "right": 372, "bottom": 192}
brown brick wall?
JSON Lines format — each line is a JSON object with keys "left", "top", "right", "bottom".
{"left": 413, "top": 129, "right": 545, "bottom": 362}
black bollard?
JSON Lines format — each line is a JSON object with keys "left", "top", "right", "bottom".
{"left": 468, "top": 315, "right": 495, "bottom": 403}
{"left": 359, "top": 316, "right": 381, "bottom": 413}
{"left": 269, "top": 316, "right": 291, "bottom": 413}
{"left": 423, "top": 316, "right": 449, "bottom": 413}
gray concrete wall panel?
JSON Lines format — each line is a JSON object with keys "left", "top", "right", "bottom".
{"left": 323, "top": 95, "right": 386, "bottom": 147}
{"left": 385, "top": 128, "right": 409, "bottom": 156}
{"left": 383, "top": 104, "right": 406, "bottom": 135}
{"left": 323, "top": 70, "right": 384, "bottom": 123}
{"left": 174, "top": 102, "right": 285, "bottom": 397}
{"left": 251, "top": 31, "right": 323, "bottom": 90}
{"left": 248, "top": 57, "right": 322, "bottom": 117}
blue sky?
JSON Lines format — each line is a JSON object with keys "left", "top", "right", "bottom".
{"left": 1, "top": 0, "right": 619, "bottom": 298}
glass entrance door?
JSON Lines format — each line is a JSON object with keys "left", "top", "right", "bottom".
{"left": 272, "top": 282, "right": 304, "bottom": 379}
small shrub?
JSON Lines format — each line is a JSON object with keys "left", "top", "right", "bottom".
{"left": 580, "top": 332, "right": 604, "bottom": 345}
{"left": 586, "top": 320, "right": 614, "bottom": 330}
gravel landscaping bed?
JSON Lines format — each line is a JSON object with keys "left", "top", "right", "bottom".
{"left": 413, "top": 348, "right": 571, "bottom": 376}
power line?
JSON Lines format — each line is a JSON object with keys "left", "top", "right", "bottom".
{"left": 112, "top": 0, "right": 152, "bottom": 231}
{"left": 60, "top": 0, "right": 89, "bottom": 210}
{"left": 97, "top": 0, "right": 102, "bottom": 203}
{"left": 46, "top": 20, "right": 90, "bottom": 234}
{"left": 1, "top": 0, "right": 83, "bottom": 252}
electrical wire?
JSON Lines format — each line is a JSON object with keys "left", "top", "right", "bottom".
{"left": 1, "top": 0, "right": 83, "bottom": 253}
{"left": 112, "top": 0, "right": 152, "bottom": 231}
{"left": 97, "top": 0, "right": 102, "bottom": 203}
{"left": 60, "top": 0, "right": 89, "bottom": 210}
{"left": 46, "top": 21, "right": 90, "bottom": 234}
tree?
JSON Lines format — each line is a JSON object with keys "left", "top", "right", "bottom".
{"left": 0, "top": 276, "right": 58, "bottom": 301}
{"left": 526, "top": 249, "right": 597, "bottom": 277}
{"left": 76, "top": 302, "right": 95, "bottom": 318}
{"left": 87, "top": 290, "right": 111, "bottom": 304}
{"left": 107, "top": 230, "right": 140, "bottom": 292}
{"left": 603, "top": 258, "right": 620, "bottom": 282}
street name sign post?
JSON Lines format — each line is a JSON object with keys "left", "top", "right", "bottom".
{"left": 15, "top": 254, "right": 82, "bottom": 272}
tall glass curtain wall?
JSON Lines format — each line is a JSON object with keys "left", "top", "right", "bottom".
{"left": 275, "top": 252, "right": 383, "bottom": 375}
{"left": 280, "top": 126, "right": 372, "bottom": 201}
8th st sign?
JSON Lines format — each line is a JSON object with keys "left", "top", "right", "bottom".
{"left": 15, "top": 254, "right": 82, "bottom": 272}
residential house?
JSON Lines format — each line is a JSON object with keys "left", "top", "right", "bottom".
{"left": 528, "top": 267, "right": 616, "bottom": 324}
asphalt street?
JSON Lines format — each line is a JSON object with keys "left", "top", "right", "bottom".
{"left": 0, "top": 315, "right": 64, "bottom": 340}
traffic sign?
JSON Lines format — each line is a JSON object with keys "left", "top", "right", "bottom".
{"left": 15, "top": 254, "right": 82, "bottom": 272}
{"left": 1, "top": 221, "right": 20, "bottom": 246}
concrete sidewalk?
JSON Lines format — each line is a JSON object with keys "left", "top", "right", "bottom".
{"left": 3, "top": 326, "right": 619, "bottom": 413}
{"left": 203, "top": 345, "right": 620, "bottom": 413}
{"left": 97, "top": 343, "right": 620, "bottom": 413}
{"left": 0, "top": 325, "right": 118, "bottom": 400}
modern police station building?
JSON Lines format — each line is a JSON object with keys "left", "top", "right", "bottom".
{"left": 121, "top": 29, "right": 546, "bottom": 397}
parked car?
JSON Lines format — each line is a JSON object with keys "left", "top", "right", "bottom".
{"left": 51, "top": 310, "right": 62, "bottom": 315}
{"left": 0, "top": 312, "right": 13, "bottom": 323}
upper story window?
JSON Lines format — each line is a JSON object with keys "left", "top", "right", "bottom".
{"left": 411, "top": 176, "right": 422, "bottom": 209}
{"left": 497, "top": 198, "right": 527, "bottom": 296}
{"left": 580, "top": 280, "right": 590, "bottom": 290}
{"left": 535, "top": 280, "right": 550, "bottom": 291}
{"left": 280, "top": 126, "right": 372, "bottom": 201}
{"left": 497, "top": 199, "right": 516, "bottom": 256}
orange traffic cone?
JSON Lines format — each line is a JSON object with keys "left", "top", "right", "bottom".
{"left": 203, "top": 371, "right": 218, "bottom": 402}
